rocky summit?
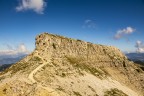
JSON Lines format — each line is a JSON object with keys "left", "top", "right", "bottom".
{"left": 0, "top": 33, "right": 144, "bottom": 96}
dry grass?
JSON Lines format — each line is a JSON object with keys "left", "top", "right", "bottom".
{"left": 73, "top": 91, "right": 82, "bottom": 96}
{"left": 66, "top": 56, "right": 108, "bottom": 78}
{"left": 104, "top": 88, "right": 128, "bottom": 96}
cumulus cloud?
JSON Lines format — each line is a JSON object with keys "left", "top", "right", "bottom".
{"left": 135, "top": 40, "right": 144, "bottom": 53}
{"left": 16, "top": 0, "right": 47, "bottom": 14}
{"left": 114, "top": 27, "right": 135, "bottom": 39}
{"left": 0, "top": 43, "right": 30, "bottom": 58}
{"left": 83, "top": 19, "right": 96, "bottom": 29}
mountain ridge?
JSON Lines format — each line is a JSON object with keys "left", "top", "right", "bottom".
{"left": 0, "top": 32, "right": 143, "bottom": 96}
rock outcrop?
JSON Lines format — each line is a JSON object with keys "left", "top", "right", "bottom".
{"left": 0, "top": 33, "right": 143, "bottom": 96}
{"left": 35, "top": 33, "right": 126, "bottom": 67}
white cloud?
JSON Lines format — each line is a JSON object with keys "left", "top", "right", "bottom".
{"left": 0, "top": 43, "right": 30, "bottom": 57}
{"left": 83, "top": 19, "right": 96, "bottom": 29}
{"left": 114, "top": 27, "right": 135, "bottom": 39}
{"left": 16, "top": 0, "right": 47, "bottom": 14}
{"left": 135, "top": 40, "right": 144, "bottom": 53}
{"left": 17, "top": 43, "right": 29, "bottom": 53}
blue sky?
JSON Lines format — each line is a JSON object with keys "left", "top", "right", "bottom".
{"left": 0, "top": 0, "right": 144, "bottom": 56}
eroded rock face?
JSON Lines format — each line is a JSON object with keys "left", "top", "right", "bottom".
{"left": 35, "top": 33, "right": 127, "bottom": 67}
{"left": 0, "top": 33, "right": 143, "bottom": 96}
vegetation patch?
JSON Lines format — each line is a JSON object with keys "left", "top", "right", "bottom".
{"left": 88, "top": 85, "right": 96, "bottom": 92}
{"left": 104, "top": 88, "right": 128, "bottom": 96}
{"left": 56, "top": 86, "right": 65, "bottom": 92}
{"left": 52, "top": 43, "right": 56, "bottom": 49}
{"left": 0, "top": 76, "right": 5, "bottom": 81}
{"left": 77, "top": 39, "right": 82, "bottom": 42}
{"left": 3, "top": 88, "right": 7, "bottom": 94}
{"left": 31, "top": 56, "right": 42, "bottom": 61}
{"left": 66, "top": 56, "right": 107, "bottom": 78}
{"left": 66, "top": 56, "right": 84, "bottom": 64}
{"left": 73, "top": 91, "right": 82, "bottom": 96}
{"left": 100, "top": 67, "right": 110, "bottom": 76}
{"left": 61, "top": 72, "right": 66, "bottom": 77}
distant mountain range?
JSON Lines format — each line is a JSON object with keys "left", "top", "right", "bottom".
{"left": 126, "top": 53, "right": 144, "bottom": 62}
{"left": 0, "top": 64, "right": 12, "bottom": 72}
{"left": 0, "top": 54, "right": 27, "bottom": 65}
{"left": 0, "top": 54, "right": 27, "bottom": 71}
{"left": 126, "top": 53, "right": 144, "bottom": 66}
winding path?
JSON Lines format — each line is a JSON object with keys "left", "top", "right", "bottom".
{"left": 28, "top": 55, "right": 46, "bottom": 83}
{"left": 28, "top": 62, "right": 46, "bottom": 83}
{"left": 28, "top": 55, "right": 59, "bottom": 96}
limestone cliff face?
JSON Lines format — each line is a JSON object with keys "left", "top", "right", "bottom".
{"left": 35, "top": 33, "right": 127, "bottom": 67}
{"left": 0, "top": 33, "right": 143, "bottom": 96}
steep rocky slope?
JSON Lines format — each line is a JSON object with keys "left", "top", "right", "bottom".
{"left": 0, "top": 33, "right": 143, "bottom": 96}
